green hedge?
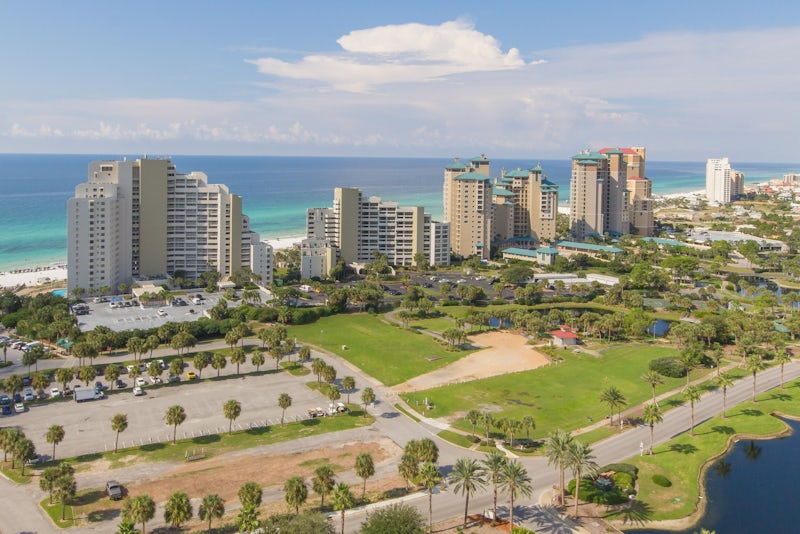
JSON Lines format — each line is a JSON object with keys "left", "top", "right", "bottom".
{"left": 649, "top": 356, "right": 686, "bottom": 378}
{"left": 601, "top": 463, "right": 639, "bottom": 478}
{"left": 652, "top": 474, "right": 672, "bottom": 487}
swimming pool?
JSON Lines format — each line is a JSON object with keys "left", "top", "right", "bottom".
{"left": 51, "top": 289, "right": 67, "bottom": 297}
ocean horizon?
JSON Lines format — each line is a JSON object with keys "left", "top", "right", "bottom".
{"left": 0, "top": 153, "right": 798, "bottom": 272}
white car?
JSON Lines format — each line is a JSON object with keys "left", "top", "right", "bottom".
{"left": 150, "top": 376, "right": 162, "bottom": 385}
{"left": 14, "top": 402, "right": 25, "bottom": 413}
{"left": 132, "top": 386, "right": 144, "bottom": 396}
{"left": 135, "top": 377, "right": 147, "bottom": 387}
{"left": 50, "top": 387, "right": 61, "bottom": 398}
{"left": 157, "top": 309, "right": 167, "bottom": 317}
{"left": 157, "top": 359, "right": 167, "bottom": 370}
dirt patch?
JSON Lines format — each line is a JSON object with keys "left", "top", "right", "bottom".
{"left": 129, "top": 438, "right": 400, "bottom": 504}
{"left": 392, "top": 331, "right": 552, "bottom": 393}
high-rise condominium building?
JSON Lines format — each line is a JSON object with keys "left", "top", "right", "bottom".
{"left": 306, "top": 187, "right": 450, "bottom": 273}
{"left": 570, "top": 150, "right": 632, "bottom": 241}
{"left": 706, "top": 157, "right": 743, "bottom": 204}
{"left": 67, "top": 158, "right": 271, "bottom": 293}
{"left": 492, "top": 164, "right": 559, "bottom": 243}
{"left": 443, "top": 155, "right": 493, "bottom": 259}
{"left": 600, "top": 147, "right": 653, "bottom": 237}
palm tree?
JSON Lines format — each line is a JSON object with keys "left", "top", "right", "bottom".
{"left": 53, "top": 471, "right": 77, "bottom": 522}
{"left": 521, "top": 415, "right": 536, "bottom": 440}
{"left": 482, "top": 450, "right": 506, "bottom": 525}
{"left": 449, "top": 457, "right": 486, "bottom": 529}
{"left": 278, "top": 393, "right": 292, "bottom": 426}
{"left": 715, "top": 373, "right": 735, "bottom": 419}
{"left": 398, "top": 452, "right": 419, "bottom": 491}
{"left": 111, "top": 413, "right": 128, "bottom": 453}
{"left": 775, "top": 350, "right": 792, "bottom": 389}
{"left": 123, "top": 494, "right": 156, "bottom": 534}
{"left": 211, "top": 352, "right": 227, "bottom": 377}
{"left": 164, "top": 405, "right": 186, "bottom": 444}
{"left": 193, "top": 351, "right": 212, "bottom": 378}
{"left": 331, "top": 482, "right": 356, "bottom": 534}
{"left": 45, "top": 425, "right": 65, "bottom": 461}
{"left": 14, "top": 438, "right": 35, "bottom": 475}
{"left": 164, "top": 491, "right": 193, "bottom": 528}
{"left": 313, "top": 464, "right": 336, "bottom": 509}
{"left": 361, "top": 387, "right": 376, "bottom": 416}
{"left": 465, "top": 409, "right": 481, "bottom": 437}
{"left": 223, "top": 399, "right": 242, "bottom": 434}
{"left": 40, "top": 466, "right": 60, "bottom": 504}
{"left": 198, "top": 493, "right": 225, "bottom": 532}
{"left": 599, "top": 385, "right": 624, "bottom": 427}
{"left": 311, "top": 358, "right": 326, "bottom": 383}
{"left": 251, "top": 351, "right": 265, "bottom": 372}
{"left": 745, "top": 355, "right": 766, "bottom": 402}
{"left": 355, "top": 452, "right": 375, "bottom": 501}
{"left": 498, "top": 459, "right": 533, "bottom": 531}
{"left": 684, "top": 385, "right": 702, "bottom": 437}
{"left": 567, "top": 440, "right": 598, "bottom": 518}
{"left": 479, "top": 412, "right": 495, "bottom": 440}
{"left": 419, "top": 462, "right": 442, "bottom": 534}
{"left": 284, "top": 475, "right": 308, "bottom": 514}
{"left": 230, "top": 347, "right": 247, "bottom": 375}
{"left": 642, "top": 403, "right": 663, "bottom": 455}
{"left": 238, "top": 481, "right": 263, "bottom": 509}
{"left": 641, "top": 369, "right": 664, "bottom": 405}
{"left": 545, "top": 429, "right": 574, "bottom": 507}
{"left": 342, "top": 376, "right": 356, "bottom": 404}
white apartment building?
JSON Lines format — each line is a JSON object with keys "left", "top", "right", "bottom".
{"left": 305, "top": 187, "right": 449, "bottom": 271}
{"left": 300, "top": 237, "right": 338, "bottom": 279}
{"left": 68, "top": 158, "right": 271, "bottom": 293}
{"left": 706, "top": 158, "right": 737, "bottom": 204}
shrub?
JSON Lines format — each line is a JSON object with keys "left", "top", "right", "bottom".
{"left": 652, "top": 474, "right": 672, "bottom": 487}
{"left": 439, "top": 299, "right": 461, "bottom": 307}
{"left": 649, "top": 356, "right": 687, "bottom": 378}
{"left": 612, "top": 472, "right": 634, "bottom": 493}
{"left": 511, "top": 527, "right": 537, "bottom": 534}
{"left": 601, "top": 463, "right": 639, "bottom": 478}
{"left": 567, "top": 477, "right": 630, "bottom": 506}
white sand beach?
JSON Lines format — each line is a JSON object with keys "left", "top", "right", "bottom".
{"left": 0, "top": 265, "right": 68, "bottom": 290}
{"left": 265, "top": 235, "right": 304, "bottom": 250}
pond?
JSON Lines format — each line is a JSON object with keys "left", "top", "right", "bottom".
{"left": 647, "top": 319, "right": 671, "bottom": 337}
{"left": 629, "top": 419, "right": 800, "bottom": 533}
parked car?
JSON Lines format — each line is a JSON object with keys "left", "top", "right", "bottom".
{"left": 106, "top": 480, "right": 123, "bottom": 500}
{"left": 186, "top": 371, "right": 197, "bottom": 380}
{"left": 157, "top": 359, "right": 167, "bottom": 370}
{"left": 21, "top": 376, "right": 32, "bottom": 386}
{"left": 150, "top": 376, "right": 162, "bottom": 385}
{"left": 23, "top": 388, "right": 35, "bottom": 401}
{"left": 132, "top": 386, "right": 144, "bottom": 396}
{"left": 167, "top": 375, "right": 180, "bottom": 383}
{"left": 157, "top": 309, "right": 167, "bottom": 317}
{"left": 50, "top": 387, "right": 61, "bottom": 398}
{"left": 13, "top": 393, "right": 23, "bottom": 403}
{"left": 135, "top": 377, "right": 146, "bottom": 387}
{"left": 115, "top": 379, "right": 127, "bottom": 389}
{"left": 14, "top": 402, "right": 25, "bottom": 413}
{"left": 26, "top": 453, "right": 44, "bottom": 465}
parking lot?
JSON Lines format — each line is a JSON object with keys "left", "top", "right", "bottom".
{"left": 8, "top": 353, "right": 342, "bottom": 459}
{"left": 73, "top": 291, "right": 253, "bottom": 332}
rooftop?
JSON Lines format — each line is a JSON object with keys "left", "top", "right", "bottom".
{"left": 551, "top": 330, "right": 579, "bottom": 339}
{"left": 599, "top": 147, "right": 640, "bottom": 156}
{"left": 503, "top": 168, "right": 529, "bottom": 178}
{"left": 572, "top": 151, "right": 607, "bottom": 162}
{"left": 556, "top": 241, "right": 623, "bottom": 253}
{"left": 455, "top": 172, "right": 490, "bottom": 181}
{"left": 492, "top": 187, "right": 516, "bottom": 197}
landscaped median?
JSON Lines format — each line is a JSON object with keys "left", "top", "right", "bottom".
{"left": 607, "top": 379, "right": 800, "bottom": 528}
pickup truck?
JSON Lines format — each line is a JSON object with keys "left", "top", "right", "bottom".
{"left": 106, "top": 480, "right": 123, "bottom": 500}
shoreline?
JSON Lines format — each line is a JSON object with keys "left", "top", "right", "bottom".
{"left": 0, "top": 237, "right": 304, "bottom": 291}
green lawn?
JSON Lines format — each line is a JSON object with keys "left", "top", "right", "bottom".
{"left": 287, "top": 314, "right": 473, "bottom": 386}
{"left": 401, "top": 344, "right": 683, "bottom": 439}
{"left": 407, "top": 316, "right": 457, "bottom": 333}
{"left": 609, "top": 380, "right": 800, "bottom": 524}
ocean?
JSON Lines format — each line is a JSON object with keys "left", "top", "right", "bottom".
{"left": 0, "top": 153, "right": 797, "bottom": 272}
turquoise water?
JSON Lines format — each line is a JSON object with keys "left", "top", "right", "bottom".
{"left": 51, "top": 289, "right": 67, "bottom": 297}
{"left": 0, "top": 154, "right": 797, "bottom": 271}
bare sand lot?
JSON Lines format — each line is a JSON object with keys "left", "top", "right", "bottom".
{"left": 392, "top": 331, "right": 552, "bottom": 393}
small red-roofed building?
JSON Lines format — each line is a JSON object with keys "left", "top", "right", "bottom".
{"left": 551, "top": 327, "right": 580, "bottom": 347}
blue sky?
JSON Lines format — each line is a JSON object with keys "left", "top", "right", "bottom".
{"left": 2, "top": 0, "right": 799, "bottom": 161}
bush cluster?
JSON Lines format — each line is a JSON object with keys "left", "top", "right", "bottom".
{"left": 601, "top": 463, "right": 639, "bottom": 478}
{"left": 652, "top": 474, "right": 672, "bottom": 487}
{"left": 649, "top": 356, "right": 687, "bottom": 378}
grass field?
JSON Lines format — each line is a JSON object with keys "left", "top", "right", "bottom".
{"left": 287, "top": 314, "right": 473, "bottom": 386}
{"left": 609, "top": 379, "right": 800, "bottom": 524}
{"left": 401, "top": 344, "right": 684, "bottom": 439}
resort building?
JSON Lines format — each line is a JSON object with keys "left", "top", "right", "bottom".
{"left": 300, "top": 237, "right": 337, "bottom": 279}
{"left": 706, "top": 157, "right": 744, "bottom": 204}
{"left": 443, "top": 156, "right": 493, "bottom": 260}
{"left": 67, "top": 158, "right": 271, "bottom": 293}
{"left": 492, "top": 165, "right": 559, "bottom": 243}
{"left": 306, "top": 187, "right": 450, "bottom": 269}
{"left": 569, "top": 151, "right": 612, "bottom": 241}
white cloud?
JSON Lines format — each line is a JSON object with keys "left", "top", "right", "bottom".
{"left": 246, "top": 20, "right": 531, "bottom": 92}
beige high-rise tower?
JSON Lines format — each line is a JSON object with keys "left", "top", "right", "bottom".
{"left": 68, "top": 158, "right": 269, "bottom": 293}
{"left": 443, "top": 155, "right": 492, "bottom": 260}
{"left": 493, "top": 164, "right": 559, "bottom": 243}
